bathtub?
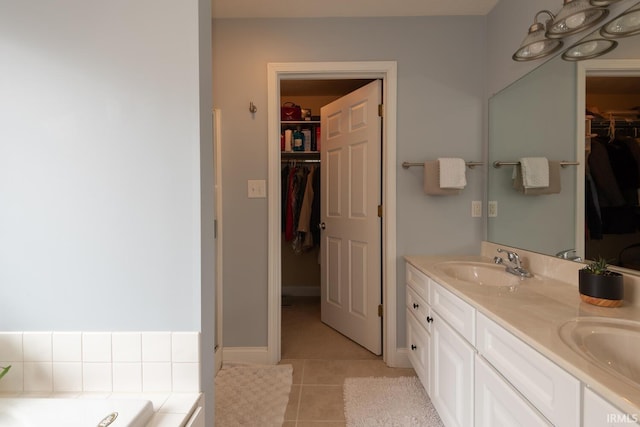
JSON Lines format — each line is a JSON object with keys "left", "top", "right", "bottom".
{"left": 0, "top": 397, "right": 154, "bottom": 427}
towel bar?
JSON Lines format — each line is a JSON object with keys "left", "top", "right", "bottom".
{"left": 402, "top": 161, "right": 483, "bottom": 169}
{"left": 492, "top": 160, "right": 580, "bottom": 168}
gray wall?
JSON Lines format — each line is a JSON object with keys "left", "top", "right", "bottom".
{"left": 0, "top": 0, "right": 211, "bottom": 332}
{"left": 212, "top": 17, "right": 487, "bottom": 347}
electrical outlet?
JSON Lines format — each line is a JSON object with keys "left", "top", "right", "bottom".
{"left": 471, "top": 201, "right": 482, "bottom": 218}
{"left": 488, "top": 200, "right": 498, "bottom": 217}
{"left": 247, "top": 179, "right": 266, "bottom": 198}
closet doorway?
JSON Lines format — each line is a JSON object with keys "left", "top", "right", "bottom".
{"left": 281, "top": 79, "right": 382, "bottom": 356}
{"left": 266, "top": 62, "right": 399, "bottom": 366}
{"left": 578, "top": 60, "right": 640, "bottom": 271}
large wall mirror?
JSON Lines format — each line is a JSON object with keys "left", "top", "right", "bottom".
{"left": 487, "top": 1, "right": 640, "bottom": 271}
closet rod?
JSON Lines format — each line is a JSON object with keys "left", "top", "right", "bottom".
{"left": 402, "top": 161, "right": 483, "bottom": 169}
{"left": 281, "top": 159, "right": 321, "bottom": 163}
{"left": 492, "top": 160, "right": 579, "bottom": 168}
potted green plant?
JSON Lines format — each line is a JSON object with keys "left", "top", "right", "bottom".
{"left": 0, "top": 365, "right": 10, "bottom": 381}
{"left": 579, "top": 258, "right": 624, "bottom": 307}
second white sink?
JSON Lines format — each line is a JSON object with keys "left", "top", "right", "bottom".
{"left": 559, "top": 317, "right": 640, "bottom": 389}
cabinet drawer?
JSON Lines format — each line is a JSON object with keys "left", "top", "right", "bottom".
{"left": 430, "top": 280, "right": 475, "bottom": 345}
{"left": 406, "top": 262, "right": 430, "bottom": 303}
{"left": 476, "top": 313, "right": 579, "bottom": 427}
{"left": 407, "top": 285, "right": 432, "bottom": 333}
{"left": 406, "top": 308, "right": 431, "bottom": 394}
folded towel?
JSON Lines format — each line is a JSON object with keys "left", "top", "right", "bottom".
{"left": 424, "top": 161, "right": 462, "bottom": 196}
{"left": 438, "top": 158, "right": 467, "bottom": 189}
{"left": 513, "top": 161, "right": 561, "bottom": 195}
{"left": 520, "top": 157, "right": 549, "bottom": 188}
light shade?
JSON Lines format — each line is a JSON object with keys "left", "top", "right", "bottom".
{"left": 590, "top": 0, "right": 622, "bottom": 5}
{"left": 546, "top": 0, "right": 609, "bottom": 38}
{"left": 600, "top": 6, "right": 640, "bottom": 38}
{"left": 562, "top": 38, "right": 618, "bottom": 60}
{"left": 513, "top": 11, "right": 564, "bottom": 61}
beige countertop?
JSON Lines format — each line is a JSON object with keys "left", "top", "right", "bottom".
{"left": 405, "top": 249, "right": 640, "bottom": 417}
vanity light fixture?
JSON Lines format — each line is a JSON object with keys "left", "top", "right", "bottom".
{"left": 546, "top": 0, "right": 609, "bottom": 38}
{"left": 600, "top": 4, "right": 640, "bottom": 38}
{"left": 513, "top": 11, "right": 564, "bottom": 61}
{"left": 590, "top": 0, "right": 622, "bottom": 5}
{"left": 561, "top": 36, "right": 618, "bottom": 60}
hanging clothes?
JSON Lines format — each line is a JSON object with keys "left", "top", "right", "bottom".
{"left": 282, "top": 162, "right": 321, "bottom": 252}
{"left": 284, "top": 166, "right": 297, "bottom": 241}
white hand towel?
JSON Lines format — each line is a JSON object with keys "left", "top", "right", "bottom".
{"left": 520, "top": 157, "right": 549, "bottom": 188}
{"left": 438, "top": 158, "right": 467, "bottom": 189}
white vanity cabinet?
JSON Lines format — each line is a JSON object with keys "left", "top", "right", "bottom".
{"left": 476, "top": 313, "right": 580, "bottom": 427}
{"left": 406, "top": 263, "right": 475, "bottom": 427}
{"left": 430, "top": 282, "right": 476, "bottom": 427}
{"left": 406, "top": 263, "right": 432, "bottom": 392}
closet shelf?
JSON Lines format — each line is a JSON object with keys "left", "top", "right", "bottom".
{"left": 281, "top": 151, "right": 320, "bottom": 163}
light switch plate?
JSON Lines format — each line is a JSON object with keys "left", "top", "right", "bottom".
{"left": 472, "top": 201, "right": 482, "bottom": 218}
{"left": 247, "top": 180, "right": 266, "bottom": 198}
{"left": 488, "top": 201, "right": 498, "bottom": 217}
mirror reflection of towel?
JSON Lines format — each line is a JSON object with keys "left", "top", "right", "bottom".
{"left": 513, "top": 161, "right": 561, "bottom": 195}
{"left": 519, "top": 157, "right": 549, "bottom": 188}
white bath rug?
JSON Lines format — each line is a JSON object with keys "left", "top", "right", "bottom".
{"left": 344, "top": 376, "right": 444, "bottom": 427}
{"left": 215, "top": 363, "right": 292, "bottom": 426}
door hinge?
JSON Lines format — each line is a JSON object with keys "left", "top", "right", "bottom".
{"left": 378, "top": 104, "right": 384, "bottom": 117}
{"left": 378, "top": 205, "right": 383, "bottom": 218}
{"left": 378, "top": 304, "right": 383, "bottom": 317}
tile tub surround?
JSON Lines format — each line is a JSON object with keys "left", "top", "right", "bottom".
{"left": 405, "top": 246, "right": 640, "bottom": 418}
{"left": 0, "top": 331, "right": 200, "bottom": 394}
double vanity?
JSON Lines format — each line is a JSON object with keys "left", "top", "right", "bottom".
{"left": 405, "top": 241, "right": 640, "bottom": 426}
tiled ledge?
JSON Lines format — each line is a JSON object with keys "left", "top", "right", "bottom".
{"left": 0, "top": 331, "right": 200, "bottom": 394}
{"left": 0, "top": 391, "right": 202, "bottom": 427}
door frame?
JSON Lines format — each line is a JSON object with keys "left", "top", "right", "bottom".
{"left": 575, "top": 59, "right": 640, "bottom": 259}
{"left": 267, "top": 61, "right": 398, "bottom": 365}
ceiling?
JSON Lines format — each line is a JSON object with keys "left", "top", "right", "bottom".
{"left": 212, "top": 0, "right": 500, "bottom": 19}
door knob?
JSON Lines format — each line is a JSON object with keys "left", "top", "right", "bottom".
{"left": 319, "top": 222, "right": 326, "bottom": 230}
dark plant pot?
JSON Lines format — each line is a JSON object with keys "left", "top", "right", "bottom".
{"left": 578, "top": 269, "right": 624, "bottom": 307}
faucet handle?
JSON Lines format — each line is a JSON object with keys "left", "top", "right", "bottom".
{"left": 497, "top": 248, "right": 521, "bottom": 267}
{"left": 555, "top": 249, "right": 576, "bottom": 259}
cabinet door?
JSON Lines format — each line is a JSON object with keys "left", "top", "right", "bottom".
{"left": 407, "top": 307, "right": 431, "bottom": 394}
{"left": 432, "top": 316, "right": 475, "bottom": 427}
{"left": 475, "top": 355, "right": 551, "bottom": 427}
{"left": 583, "top": 387, "right": 639, "bottom": 427}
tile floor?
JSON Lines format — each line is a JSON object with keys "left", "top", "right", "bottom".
{"left": 280, "top": 296, "right": 416, "bottom": 426}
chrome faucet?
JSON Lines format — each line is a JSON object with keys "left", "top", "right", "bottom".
{"left": 555, "top": 249, "right": 582, "bottom": 262}
{"left": 494, "top": 248, "right": 532, "bottom": 278}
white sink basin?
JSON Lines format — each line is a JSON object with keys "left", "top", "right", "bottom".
{"left": 559, "top": 317, "right": 640, "bottom": 388}
{"left": 434, "top": 261, "right": 527, "bottom": 287}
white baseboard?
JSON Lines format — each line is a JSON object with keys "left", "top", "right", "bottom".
{"left": 222, "top": 346, "right": 271, "bottom": 365}
{"left": 282, "top": 286, "right": 320, "bottom": 297}
{"left": 388, "top": 347, "right": 412, "bottom": 369}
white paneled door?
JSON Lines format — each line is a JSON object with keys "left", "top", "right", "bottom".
{"left": 320, "top": 80, "right": 382, "bottom": 355}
